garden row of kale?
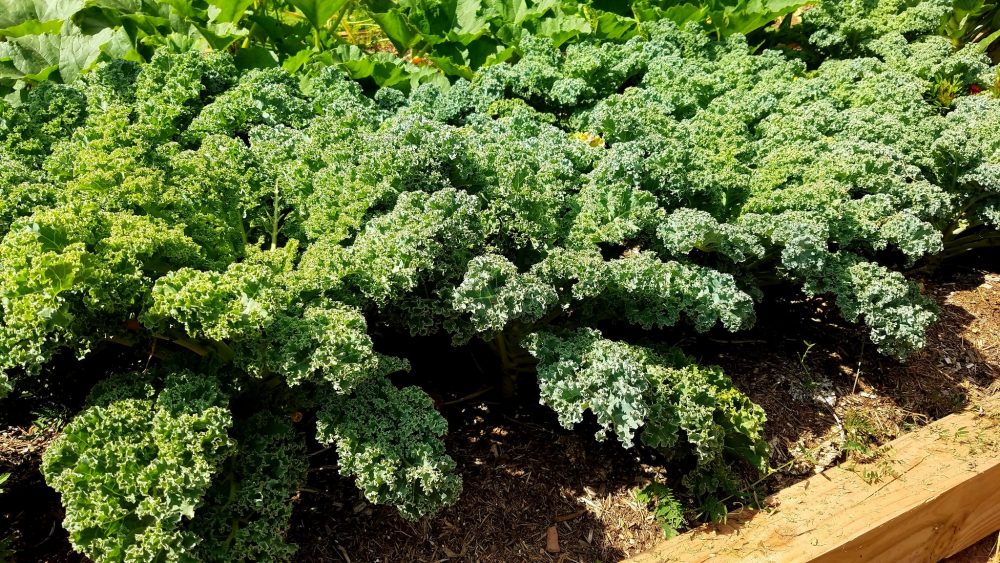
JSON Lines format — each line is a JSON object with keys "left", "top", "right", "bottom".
{"left": 1, "top": 1, "right": 998, "bottom": 561}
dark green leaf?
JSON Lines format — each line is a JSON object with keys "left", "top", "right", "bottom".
{"left": 234, "top": 45, "right": 279, "bottom": 69}
{"left": 288, "top": 0, "right": 351, "bottom": 30}
{"left": 369, "top": 8, "right": 422, "bottom": 51}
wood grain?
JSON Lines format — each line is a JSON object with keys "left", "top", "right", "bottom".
{"left": 629, "top": 407, "right": 1000, "bottom": 563}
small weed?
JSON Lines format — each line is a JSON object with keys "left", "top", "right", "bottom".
{"left": 634, "top": 483, "right": 685, "bottom": 538}
{"left": 860, "top": 451, "right": 900, "bottom": 484}
{"left": 840, "top": 408, "right": 888, "bottom": 461}
{"left": 842, "top": 444, "right": 898, "bottom": 484}
{"left": 839, "top": 408, "right": 900, "bottom": 483}
{"left": 697, "top": 496, "right": 729, "bottom": 525}
{"left": 31, "top": 404, "right": 71, "bottom": 431}
{"left": 797, "top": 340, "right": 821, "bottom": 392}
{"left": 798, "top": 341, "right": 816, "bottom": 372}
{"left": 930, "top": 75, "right": 963, "bottom": 109}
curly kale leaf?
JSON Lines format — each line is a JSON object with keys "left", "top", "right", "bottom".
{"left": 246, "top": 302, "right": 389, "bottom": 393}
{"left": 143, "top": 245, "right": 297, "bottom": 343}
{"left": 0, "top": 205, "right": 201, "bottom": 393}
{"left": 195, "top": 412, "right": 308, "bottom": 563}
{"left": 346, "top": 188, "right": 483, "bottom": 305}
{"left": 316, "top": 377, "right": 462, "bottom": 520}
{"left": 525, "top": 328, "right": 767, "bottom": 474}
{"left": 42, "top": 370, "right": 234, "bottom": 563}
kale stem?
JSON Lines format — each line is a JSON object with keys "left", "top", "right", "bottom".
{"left": 271, "top": 181, "right": 281, "bottom": 251}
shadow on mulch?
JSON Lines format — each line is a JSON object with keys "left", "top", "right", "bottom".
{"left": 0, "top": 349, "right": 137, "bottom": 563}
{"left": 685, "top": 261, "right": 1000, "bottom": 494}
{"left": 290, "top": 403, "right": 663, "bottom": 563}
{"left": 947, "top": 531, "right": 1000, "bottom": 562}
{"left": 0, "top": 427, "right": 80, "bottom": 563}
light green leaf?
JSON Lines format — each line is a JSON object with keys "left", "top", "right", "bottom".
{"left": 0, "top": 33, "right": 60, "bottom": 78}
{"left": 194, "top": 22, "right": 245, "bottom": 51}
{"left": 0, "top": 0, "right": 84, "bottom": 28}
{"left": 281, "top": 48, "right": 312, "bottom": 73}
{"left": 369, "top": 8, "right": 422, "bottom": 51}
{"left": 0, "top": 18, "right": 63, "bottom": 38}
{"left": 455, "top": 0, "right": 486, "bottom": 35}
{"left": 535, "top": 12, "right": 590, "bottom": 46}
{"left": 99, "top": 26, "right": 143, "bottom": 61}
{"left": 208, "top": 0, "right": 255, "bottom": 23}
{"left": 59, "top": 26, "right": 115, "bottom": 81}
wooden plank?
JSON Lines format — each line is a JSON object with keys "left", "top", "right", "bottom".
{"left": 629, "top": 406, "right": 1000, "bottom": 563}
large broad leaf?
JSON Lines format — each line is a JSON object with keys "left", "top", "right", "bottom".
{"left": 158, "top": 0, "right": 199, "bottom": 19}
{"left": 208, "top": 0, "right": 255, "bottom": 23}
{"left": 632, "top": 2, "right": 706, "bottom": 25}
{"left": 320, "top": 44, "right": 445, "bottom": 89}
{"left": 0, "top": 0, "right": 85, "bottom": 29}
{"left": 369, "top": 0, "right": 491, "bottom": 50}
{"left": 281, "top": 48, "right": 313, "bottom": 73}
{"left": 87, "top": 0, "right": 142, "bottom": 10}
{"left": 591, "top": 10, "right": 639, "bottom": 41}
{"left": 100, "top": 26, "right": 143, "bottom": 61}
{"left": 0, "top": 33, "right": 59, "bottom": 78}
{"left": 58, "top": 25, "right": 115, "bottom": 81}
{"left": 194, "top": 21, "right": 246, "bottom": 51}
{"left": 369, "top": 8, "right": 423, "bottom": 51}
{"left": 427, "top": 37, "right": 501, "bottom": 79}
{"left": 708, "top": 0, "right": 807, "bottom": 36}
{"left": 0, "top": 21, "right": 115, "bottom": 82}
{"left": 233, "top": 45, "right": 279, "bottom": 69}
{"left": 455, "top": 0, "right": 488, "bottom": 36}
{"left": 586, "top": 0, "right": 633, "bottom": 18}
{"left": 289, "top": 0, "right": 351, "bottom": 30}
{"left": 533, "top": 10, "right": 591, "bottom": 46}
{"left": 392, "top": 0, "right": 459, "bottom": 36}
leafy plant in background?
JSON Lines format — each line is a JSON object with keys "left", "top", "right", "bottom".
{"left": 607, "top": 0, "right": 807, "bottom": 38}
{"left": 364, "top": 0, "right": 810, "bottom": 78}
{"left": 0, "top": 0, "right": 811, "bottom": 95}
{"left": 941, "top": 0, "right": 1000, "bottom": 51}
{"left": 0, "top": 0, "right": 440, "bottom": 96}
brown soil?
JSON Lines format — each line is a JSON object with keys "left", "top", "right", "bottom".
{"left": 2, "top": 266, "right": 999, "bottom": 563}
{"left": 290, "top": 407, "right": 667, "bottom": 563}
{"left": 0, "top": 426, "right": 77, "bottom": 562}
{"left": 948, "top": 532, "right": 1000, "bottom": 563}
{"left": 707, "top": 268, "right": 1000, "bottom": 489}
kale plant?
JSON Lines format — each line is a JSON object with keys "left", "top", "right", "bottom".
{"left": 0, "top": 14, "right": 997, "bottom": 562}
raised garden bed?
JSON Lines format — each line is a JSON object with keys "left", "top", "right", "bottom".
{"left": 629, "top": 403, "right": 1000, "bottom": 562}
{"left": 7, "top": 265, "right": 996, "bottom": 563}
